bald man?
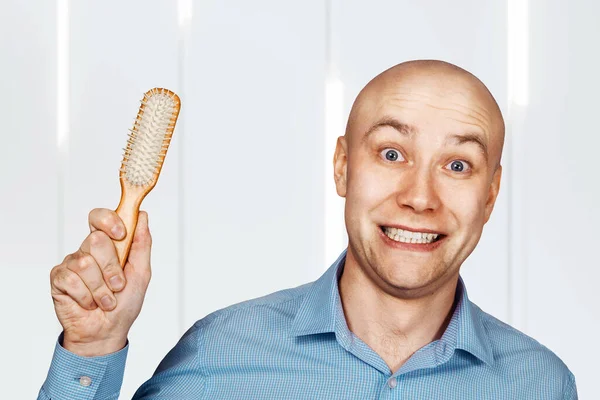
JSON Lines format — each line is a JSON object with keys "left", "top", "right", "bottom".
{"left": 39, "top": 61, "right": 577, "bottom": 399}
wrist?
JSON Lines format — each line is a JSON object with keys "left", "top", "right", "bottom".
{"left": 62, "top": 334, "right": 127, "bottom": 357}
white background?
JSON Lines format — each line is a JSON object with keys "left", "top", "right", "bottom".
{"left": 1, "top": 0, "right": 597, "bottom": 398}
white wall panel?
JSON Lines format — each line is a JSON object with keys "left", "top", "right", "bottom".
{"left": 515, "top": 0, "right": 599, "bottom": 397}
{"left": 181, "top": 0, "right": 327, "bottom": 329}
{"left": 0, "top": 1, "right": 60, "bottom": 397}
{"left": 2, "top": 267, "right": 59, "bottom": 396}
{"left": 335, "top": 0, "right": 510, "bottom": 321}
{"left": 65, "top": 2, "right": 181, "bottom": 398}
{"left": 0, "top": 2, "right": 59, "bottom": 266}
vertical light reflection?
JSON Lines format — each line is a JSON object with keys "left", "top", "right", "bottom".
{"left": 56, "top": 0, "right": 69, "bottom": 259}
{"left": 178, "top": 0, "right": 193, "bottom": 32}
{"left": 324, "top": 75, "right": 347, "bottom": 268}
{"left": 508, "top": 0, "right": 529, "bottom": 107}
{"left": 324, "top": 0, "right": 347, "bottom": 269}
{"left": 507, "top": 0, "right": 530, "bottom": 331}
{"left": 177, "top": 0, "right": 193, "bottom": 334}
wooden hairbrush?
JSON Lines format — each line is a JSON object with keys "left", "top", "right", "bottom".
{"left": 114, "top": 88, "right": 181, "bottom": 267}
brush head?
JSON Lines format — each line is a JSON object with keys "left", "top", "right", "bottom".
{"left": 120, "top": 88, "right": 181, "bottom": 187}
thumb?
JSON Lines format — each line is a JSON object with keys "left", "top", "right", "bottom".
{"left": 124, "top": 210, "right": 152, "bottom": 278}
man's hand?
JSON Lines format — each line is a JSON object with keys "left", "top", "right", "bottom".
{"left": 50, "top": 208, "right": 152, "bottom": 357}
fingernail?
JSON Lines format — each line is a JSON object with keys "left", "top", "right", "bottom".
{"left": 110, "top": 275, "right": 124, "bottom": 291}
{"left": 101, "top": 295, "right": 115, "bottom": 310}
{"left": 112, "top": 225, "right": 124, "bottom": 239}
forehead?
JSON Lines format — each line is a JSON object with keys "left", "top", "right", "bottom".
{"left": 369, "top": 77, "right": 495, "bottom": 135}
{"left": 347, "top": 66, "right": 505, "bottom": 168}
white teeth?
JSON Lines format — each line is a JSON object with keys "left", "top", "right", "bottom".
{"left": 383, "top": 227, "right": 440, "bottom": 244}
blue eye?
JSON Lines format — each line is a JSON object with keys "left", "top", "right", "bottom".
{"left": 381, "top": 149, "right": 404, "bottom": 162}
{"left": 446, "top": 160, "right": 470, "bottom": 173}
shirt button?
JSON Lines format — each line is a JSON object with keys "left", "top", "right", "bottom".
{"left": 388, "top": 377, "right": 397, "bottom": 388}
{"left": 79, "top": 376, "right": 92, "bottom": 387}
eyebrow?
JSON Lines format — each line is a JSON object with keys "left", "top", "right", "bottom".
{"left": 362, "top": 116, "right": 488, "bottom": 160}
{"left": 445, "top": 133, "right": 488, "bottom": 161}
{"left": 361, "top": 117, "right": 416, "bottom": 143}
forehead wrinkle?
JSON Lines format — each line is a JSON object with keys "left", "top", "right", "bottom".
{"left": 449, "top": 101, "right": 492, "bottom": 125}
{"left": 384, "top": 92, "right": 493, "bottom": 129}
{"left": 446, "top": 116, "right": 488, "bottom": 128}
{"left": 380, "top": 97, "right": 491, "bottom": 139}
{"left": 441, "top": 88, "right": 494, "bottom": 117}
{"left": 425, "top": 104, "right": 492, "bottom": 133}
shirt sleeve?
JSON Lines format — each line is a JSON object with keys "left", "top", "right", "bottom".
{"left": 564, "top": 373, "right": 578, "bottom": 400}
{"left": 131, "top": 321, "right": 206, "bottom": 398}
{"left": 37, "top": 332, "right": 129, "bottom": 400}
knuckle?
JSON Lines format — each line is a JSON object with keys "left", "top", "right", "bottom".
{"left": 89, "top": 230, "right": 107, "bottom": 246}
{"left": 71, "top": 249, "right": 83, "bottom": 260}
{"left": 63, "top": 271, "right": 81, "bottom": 289}
{"left": 103, "top": 266, "right": 122, "bottom": 282}
{"left": 92, "top": 287, "right": 112, "bottom": 303}
{"left": 75, "top": 254, "right": 94, "bottom": 272}
{"left": 50, "top": 264, "right": 61, "bottom": 281}
{"left": 106, "top": 260, "right": 122, "bottom": 272}
{"left": 90, "top": 285, "right": 103, "bottom": 297}
{"left": 74, "top": 290, "right": 94, "bottom": 308}
{"left": 82, "top": 293, "right": 95, "bottom": 308}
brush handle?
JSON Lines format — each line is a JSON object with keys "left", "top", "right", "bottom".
{"left": 114, "top": 182, "right": 150, "bottom": 268}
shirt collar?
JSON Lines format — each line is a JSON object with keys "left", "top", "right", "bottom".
{"left": 288, "top": 250, "right": 344, "bottom": 337}
{"left": 289, "top": 248, "right": 494, "bottom": 366}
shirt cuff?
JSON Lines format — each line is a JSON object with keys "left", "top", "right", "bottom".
{"left": 41, "top": 332, "right": 129, "bottom": 400}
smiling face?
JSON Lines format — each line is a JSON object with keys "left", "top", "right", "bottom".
{"left": 334, "top": 61, "right": 504, "bottom": 298}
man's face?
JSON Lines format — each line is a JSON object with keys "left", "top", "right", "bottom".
{"left": 334, "top": 73, "right": 502, "bottom": 296}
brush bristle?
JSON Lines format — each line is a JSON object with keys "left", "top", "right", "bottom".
{"left": 120, "top": 88, "right": 179, "bottom": 186}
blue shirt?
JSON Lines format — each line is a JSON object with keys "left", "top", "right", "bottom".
{"left": 39, "top": 249, "right": 577, "bottom": 399}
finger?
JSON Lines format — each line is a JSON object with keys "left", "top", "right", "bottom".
{"left": 66, "top": 251, "right": 117, "bottom": 311}
{"left": 51, "top": 266, "right": 98, "bottom": 311}
{"left": 88, "top": 208, "right": 126, "bottom": 240}
{"left": 125, "top": 211, "right": 152, "bottom": 285}
{"left": 80, "top": 230, "right": 126, "bottom": 292}
{"left": 131, "top": 211, "right": 152, "bottom": 253}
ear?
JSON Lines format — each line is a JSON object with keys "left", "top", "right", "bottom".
{"left": 483, "top": 165, "right": 502, "bottom": 224}
{"left": 333, "top": 136, "right": 348, "bottom": 198}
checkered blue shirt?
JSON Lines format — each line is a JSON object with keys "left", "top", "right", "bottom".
{"left": 39, "top": 249, "right": 577, "bottom": 399}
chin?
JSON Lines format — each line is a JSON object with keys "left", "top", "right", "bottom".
{"left": 369, "top": 251, "right": 448, "bottom": 291}
{"left": 382, "top": 267, "right": 435, "bottom": 290}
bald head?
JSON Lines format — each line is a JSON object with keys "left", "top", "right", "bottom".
{"left": 332, "top": 61, "right": 506, "bottom": 297}
{"left": 345, "top": 60, "right": 505, "bottom": 170}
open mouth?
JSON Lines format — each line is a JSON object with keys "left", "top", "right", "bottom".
{"left": 380, "top": 226, "right": 445, "bottom": 244}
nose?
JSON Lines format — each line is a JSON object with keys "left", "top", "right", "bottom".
{"left": 395, "top": 167, "right": 441, "bottom": 214}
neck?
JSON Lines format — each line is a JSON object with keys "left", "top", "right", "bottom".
{"left": 338, "top": 250, "right": 459, "bottom": 373}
